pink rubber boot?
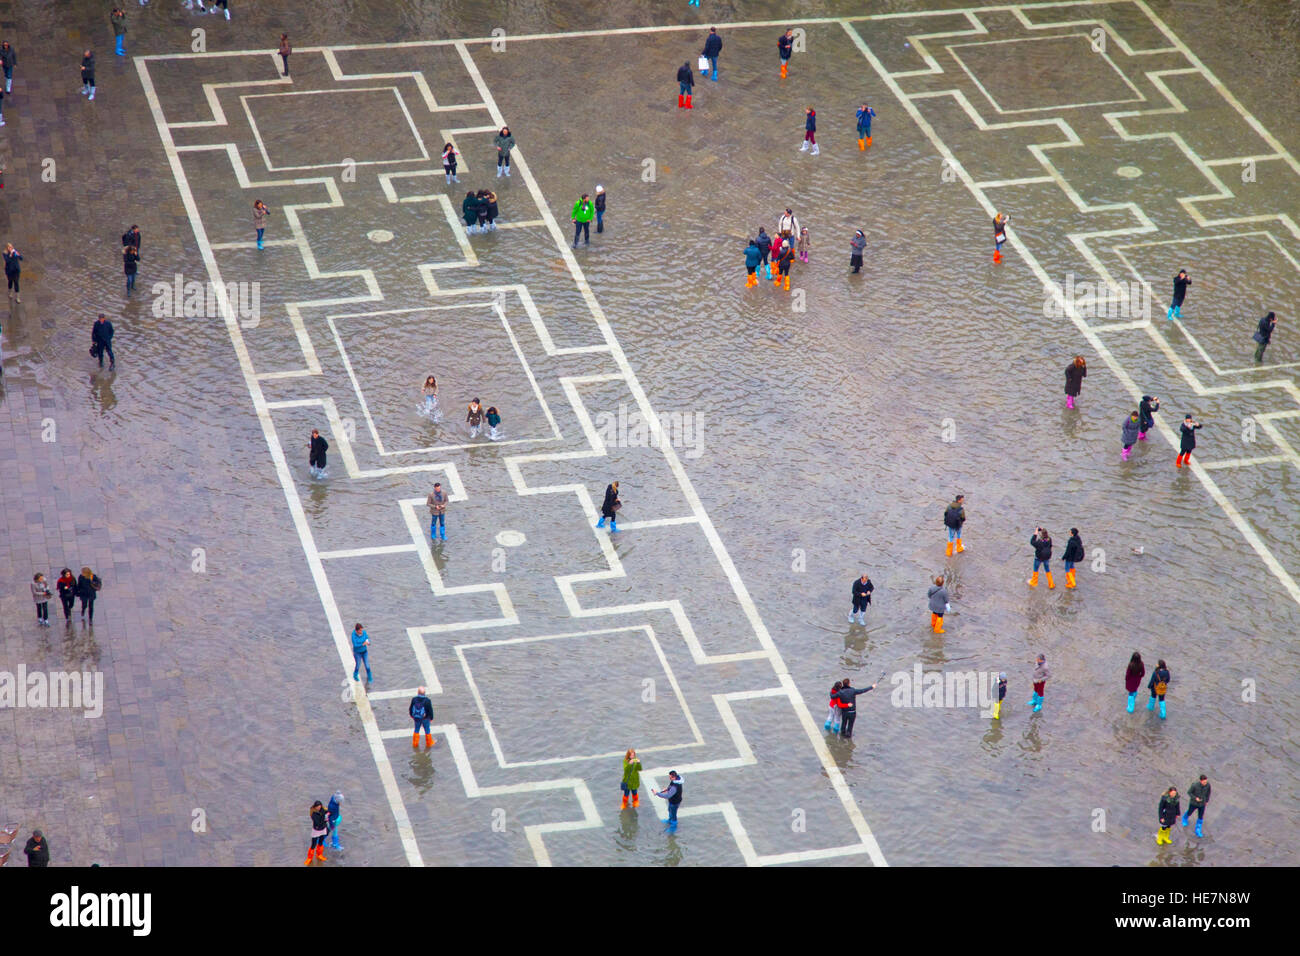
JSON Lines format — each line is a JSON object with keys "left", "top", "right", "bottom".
{"left": 1122, "top": 446, "right": 1131, "bottom": 461}
{"left": 1138, "top": 432, "right": 1147, "bottom": 441}
{"left": 1066, "top": 395, "right": 1074, "bottom": 409}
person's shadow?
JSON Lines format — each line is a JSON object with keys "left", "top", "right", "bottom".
{"left": 90, "top": 370, "right": 116, "bottom": 413}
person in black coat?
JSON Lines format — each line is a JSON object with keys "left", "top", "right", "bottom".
{"left": 778, "top": 28, "right": 794, "bottom": 78}
{"left": 701, "top": 27, "right": 722, "bottom": 81}
{"left": 1062, "top": 528, "right": 1084, "bottom": 589}
{"left": 309, "top": 428, "right": 329, "bottom": 478}
{"left": 75, "top": 566, "right": 101, "bottom": 625}
{"left": 849, "top": 573, "right": 874, "bottom": 625}
{"left": 3, "top": 242, "right": 20, "bottom": 301}
{"left": 1028, "top": 528, "right": 1053, "bottom": 589}
{"left": 1138, "top": 394, "right": 1159, "bottom": 440}
{"left": 24, "top": 830, "right": 50, "bottom": 867}
{"left": 1253, "top": 311, "right": 1277, "bottom": 362}
{"left": 91, "top": 313, "right": 115, "bottom": 369}
{"left": 676, "top": 62, "right": 694, "bottom": 109}
{"left": 596, "top": 481, "right": 621, "bottom": 532}
{"left": 1063, "top": 356, "right": 1086, "bottom": 409}
{"left": 121, "top": 225, "right": 141, "bottom": 255}
{"left": 1167, "top": 270, "right": 1190, "bottom": 320}
{"left": 123, "top": 245, "right": 140, "bottom": 296}
{"left": 81, "top": 50, "right": 95, "bottom": 100}
{"left": 835, "top": 676, "right": 879, "bottom": 739}
{"left": 1175, "top": 415, "right": 1201, "bottom": 468}
{"left": 1156, "top": 786, "right": 1180, "bottom": 845}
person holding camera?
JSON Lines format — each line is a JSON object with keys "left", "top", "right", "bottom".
{"left": 1175, "top": 415, "right": 1202, "bottom": 468}
{"left": 1028, "top": 528, "right": 1054, "bottom": 589}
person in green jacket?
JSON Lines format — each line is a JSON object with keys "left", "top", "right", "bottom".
{"left": 621, "top": 747, "right": 642, "bottom": 809}
{"left": 462, "top": 191, "right": 482, "bottom": 234}
{"left": 1181, "top": 774, "right": 1211, "bottom": 837}
{"left": 111, "top": 8, "right": 127, "bottom": 57}
{"left": 572, "top": 194, "right": 595, "bottom": 247}
{"left": 494, "top": 126, "right": 515, "bottom": 178}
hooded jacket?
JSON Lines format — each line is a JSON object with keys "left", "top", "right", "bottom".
{"left": 1030, "top": 534, "right": 1052, "bottom": 562}
{"left": 943, "top": 501, "right": 965, "bottom": 529}
{"left": 1158, "top": 793, "right": 1181, "bottom": 827}
{"left": 744, "top": 242, "right": 761, "bottom": 269}
{"left": 755, "top": 230, "right": 772, "bottom": 254}
{"left": 927, "top": 584, "right": 949, "bottom": 614}
{"left": 856, "top": 107, "right": 875, "bottom": 132}
{"left": 1064, "top": 362, "right": 1086, "bottom": 396}
{"left": 676, "top": 64, "right": 694, "bottom": 87}
{"left": 1256, "top": 313, "right": 1275, "bottom": 344}
{"left": 1121, "top": 415, "right": 1140, "bottom": 445}
{"left": 850, "top": 232, "right": 866, "bottom": 256}
{"left": 1063, "top": 533, "right": 1084, "bottom": 563}
{"left": 493, "top": 131, "right": 515, "bottom": 155}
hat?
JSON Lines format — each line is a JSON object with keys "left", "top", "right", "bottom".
{"left": 596, "top": 185, "right": 604, "bottom": 192}
{"left": 332, "top": 790, "right": 344, "bottom": 804}
{"left": 998, "top": 672, "right": 1007, "bottom": 680}
{"left": 667, "top": 770, "right": 679, "bottom": 778}
{"left": 1036, "top": 653, "right": 1046, "bottom": 662}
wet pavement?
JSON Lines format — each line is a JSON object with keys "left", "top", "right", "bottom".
{"left": 1, "top": 0, "right": 1298, "bottom": 867}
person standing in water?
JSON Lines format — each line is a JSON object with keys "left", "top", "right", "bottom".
{"left": 1147, "top": 658, "right": 1171, "bottom": 719}
{"left": 676, "top": 61, "right": 694, "bottom": 110}
{"left": 1175, "top": 414, "right": 1202, "bottom": 468}
{"left": 426, "top": 481, "right": 448, "bottom": 541}
{"left": 1062, "top": 527, "right": 1083, "bottom": 589}
{"left": 835, "top": 676, "right": 880, "bottom": 739}
{"left": 594, "top": 185, "right": 606, "bottom": 233}
{"left": 571, "top": 193, "right": 594, "bottom": 247}
{"left": 253, "top": 200, "right": 269, "bottom": 249}
{"left": 701, "top": 26, "right": 722, "bottom": 82}
{"left": 1027, "top": 653, "right": 1048, "bottom": 712}
{"left": 462, "top": 191, "right": 481, "bottom": 233}
{"left": 111, "top": 7, "right": 127, "bottom": 57}
{"left": 485, "top": 405, "right": 502, "bottom": 440}
{"left": 1121, "top": 410, "right": 1141, "bottom": 461}
{"left": 1027, "top": 527, "right": 1054, "bottom": 589}
{"left": 466, "top": 398, "right": 484, "bottom": 438}
{"left": 1181, "top": 774, "right": 1211, "bottom": 838}
{"left": 992, "top": 212, "right": 1009, "bottom": 263}
{"left": 993, "top": 672, "right": 1007, "bottom": 720}
{"left": 1253, "top": 311, "right": 1277, "bottom": 362}
{"left": 493, "top": 126, "right": 514, "bottom": 177}
{"left": 409, "top": 686, "right": 434, "bottom": 749}
{"left": 596, "top": 481, "right": 621, "bottom": 531}
{"left": 943, "top": 494, "right": 966, "bottom": 555}
{"left": 0, "top": 40, "right": 15, "bottom": 94}
{"left": 850, "top": 230, "right": 866, "bottom": 274}
{"left": 928, "top": 575, "right": 949, "bottom": 633}
{"left": 1138, "top": 394, "right": 1159, "bottom": 442}
{"left": 1156, "top": 786, "right": 1180, "bottom": 845}
{"left": 778, "top": 28, "right": 794, "bottom": 79}
{"left": 824, "top": 681, "right": 844, "bottom": 734}
{"left": 655, "top": 771, "right": 684, "bottom": 833}
{"left": 81, "top": 49, "right": 96, "bottom": 101}
{"left": 350, "top": 622, "right": 372, "bottom": 683}
{"left": 278, "top": 33, "right": 291, "bottom": 76}
{"left": 1064, "top": 356, "right": 1086, "bottom": 409}
{"left": 849, "top": 572, "right": 874, "bottom": 625}
{"left": 123, "top": 243, "right": 139, "bottom": 296}
{"left": 441, "top": 142, "right": 460, "bottom": 184}
{"left": 743, "top": 237, "right": 761, "bottom": 287}
{"left": 856, "top": 103, "right": 875, "bottom": 150}
{"left": 309, "top": 428, "right": 328, "bottom": 478}
{"left": 755, "top": 227, "right": 773, "bottom": 279}
{"left": 773, "top": 236, "right": 795, "bottom": 291}
{"left": 1167, "top": 269, "right": 1190, "bottom": 321}
{"left": 420, "top": 375, "right": 441, "bottom": 420}
{"left": 1124, "top": 651, "right": 1145, "bottom": 713}
{"left": 797, "top": 226, "right": 811, "bottom": 263}
{"left": 620, "top": 748, "right": 641, "bottom": 809}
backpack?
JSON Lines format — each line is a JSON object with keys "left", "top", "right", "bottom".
{"left": 411, "top": 698, "right": 427, "bottom": 720}
{"left": 943, "top": 505, "right": 961, "bottom": 529}
{"left": 1153, "top": 679, "right": 1167, "bottom": 696}
{"left": 92, "top": 575, "right": 103, "bottom": 592}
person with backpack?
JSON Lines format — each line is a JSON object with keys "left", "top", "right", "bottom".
{"left": 1123, "top": 651, "right": 1145, "bottom": 713}
{"left": 655, "top": 771, "right": 684, "bottom": 832}
{"left": 409, "top": 686, "right": 435, "bottom": 749}
{"left": 571, "top": 193, "right": 595, "bottom": 247}
{"left": 31, "top": 572, "right": 53, "bottom": 627}
{"left": 350, "top": 622, "right": 372, "bottom": 683}
{"left": 1027, "top": 527, "right": 1054, "bottom": 589}
{"left": 1156, "top": 786, "right": 1180, "bottom": 845}
{"left": 56, "top": 568, "right": 77, "bottom": 624}
{"left": 1062, "top": 527, "right": 1084, "bottom": 588}
{"left": 1147, "top": 658, "right": 1171, "bottom": 719}
{"left": 943, "top": 494, "right": 966, "bottom": 555}
{"left": 1181, "top": 774, "right": 1211, "bottom": 838}
{"left": 675, "top": 61, "right": 694, "bottom": 110}
{"left": 835, "top": 676, "right": 879, "bottom": 739}
{"left": 76, "top": 566, "right": 102, "bottom": 625}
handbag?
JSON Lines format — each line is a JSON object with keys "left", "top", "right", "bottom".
{"left": 1252, "top": 329, "right": 1265, "bottom": 343}
{"left": 698, "top": 55, "right": 710, "bottom": 71}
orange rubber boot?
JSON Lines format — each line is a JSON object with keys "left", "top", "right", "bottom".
{"left": 784, "top": 275, "right": 790, "bottom": 290}
{"left": 1046, "top": 572, "right": 1055, "bottom": 590}
{"left": 865, "top": 136, "right": 872, "bottom": 147}
{"left": 316, "top": 845, "right": 327, "bottom": 862}
{"left": 1027, "top": 572, "right": 1039, "bottom": 588}
{"left": 632, "top": 793, "right": 640, "bottom": 808}
{"left": 858, "top": 138, "right": 865, "bottom": 151}
{"left": 934, "top": 615, "right": 945, "bottom": 634}
{"left": 621, "top": 794, "right": 629, "bottom": 810}
{"left": 773, "top": 274, "right": 782, "bottom": 288}
{"left": 955, "top": 538, "right": 964, "bottom": 553}
{"left": 412, "top": 733, "right": 419, "bottom": 749}
{"left": 1065, "top": 569, "right": 1076, "bottom": 589}
{"left": 945, "top": 541, "right": 953, "bottom": 556}
{"left": 780, "top": 63, "right": 788, "bottom": 79}
{"left": 424, "top": 733, "right": 435, "bottom": 748}
{"left": 304, "top": 852, "right": 314, "bottom": 865}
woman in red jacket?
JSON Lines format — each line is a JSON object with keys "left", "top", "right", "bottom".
{"left": 1124, "top": 651, "right": 1145, "bottom": 713}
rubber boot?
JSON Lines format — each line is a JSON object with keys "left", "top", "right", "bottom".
{"left": 773, "top": 273, "right": 782, "bottom": 288}
{"left": 858, "top": 138, "right": 865, "bottom": 150}
{"left": 799, "top": 140, "right": 809, "bottom": 152}
{"left": 992, "top": 700, "right": 1001, "bottom": 720}
{"left": 865, "top": 136, "right": 872, "bottom": 147}
{"left": 316, "top": 846, "right": 327, "bottom": 862}
{"left": 677, "top": 94, "right": 684, "bottom": 109}
{"left": 412, "top": 733, "right": 419, "bottom": 749}
{"left": 1033, "top": 695, "right": 1043, "bottom": 712}
{"left": 824, "top": 717, "right": 834, "bottom": 730}
{"left": 780, "top": 62, "right": 787, "bottom": 79}
{"left": 1194, "top": 819, "right": 1203, "bottom": 838}
{"left": 1138, "top": 432, "right": 1147, "bottom": 441}
{"left": 1046, "top": 572, "right": 1055, "bottom": 590}
{"left": 993, "top": 250, "right": 1002, "bottom": 263}
{"left": 1026, "top": 692, "right": 1038, "bottom": 707}
{"left": 610, "top": 518, "right": 618, "bottom": 533}
{"left": 1066, "top": 395, "right": 1074, "bottom": 409}
{"left": 596, "top": 517, "right": 606, "bottom": 528}
{"left": 632, "top": 793, "right": 639, "bottom": 808}
{"left": 305, "top": 852, "right": 315, "bottom": 865}
{"left": 1180, "top": 813, "right": 1189, "bottom": 827}
{"left": 1065, "top": 569, "right": 1076, "bottom": 588}
{"left": 1159, "top": 700, "right": 1166, "bottom": 719}
{"left": 955, "top": 538, "right": 964, "bottom": 553}
{"left": 1126, "top": 692, "right": 1136, "bottom": 713}
{"left": 1122, "top": 447, "right": 1131, "bottom": 461}
{"left": 783, "top": 275, "right": 790, "bottom": 291}
{"left": 934, "top": 615, "right": 944, "bottom": 634}
{"left": 1175, "top": 453, "right": 1185, "bottom": 468}
{"left": 857, "top": 612, "right": 867, "bottom": 625}
{"left": 1027, "top": 572, "right": 1039, "bottom": 588}
{"left": 1166, "top": 306, "right": 1175, "bottom": 321}
{"left": 1146, "top": 695, "right": 1155, "bottom": 711}
{"left": 945, "top": 541, "right": 953, "bottom": 556}
{"left": 424, "top": 733, "right": 434, "bottom": 748}
{"left": 929, "top": 612, "right": 937, "bottom": 631}
{"left": 1155, "top": 827, "right": 1168, "bottom": 845}
{"left": 810, "top": 144, "right": 819, "bottom": 156}
{"left": 621, "top": 794, "right": 628, "bottom": 810}
{"left": 685, "top": 94, "right": 692, "bottom": 109}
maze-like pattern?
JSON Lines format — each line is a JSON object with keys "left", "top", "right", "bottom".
{"left": 138, "top": 40, "right": 886, "bottom": 866}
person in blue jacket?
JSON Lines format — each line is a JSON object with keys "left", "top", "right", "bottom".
{"left": 800, "top": 106, "right": 819, "bottom": 156}
{"left": 91, "top": 313, "right": 115, "bottom": 369}
{"left": 856, "top": 103, "right": 875, "bottom": 150}
{"left": 744, "top": 238, "right": 761, "bottom": 287}
{"left": 701, "top": 27, "right": 722, "bottom": 81}
{"left": 351, "top": 622, "right": 372, "bottom": 682}
{"left": 655, "top": 771, "right": 684, "bottom": 832}
{"left": 327, "top": 790, "right": 344, "bottom": 851}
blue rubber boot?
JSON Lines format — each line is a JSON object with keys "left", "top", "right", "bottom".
{"left": 1026, "top": 693, "right": 1038, "bottom": 707}
{"left": 596, "top": 517, "right": 605, "bottom": 528}
{"left": 1194, "top": 819, "right": 1203, "bottom": 838}
{"left": 610, "top": 519, "right": 619, "bottom": 533}
{"left": 439, "top": 526, "right": 446, "bottom": 541}
{"left": 1126, "top": 692, "right": 1136, "bottom": 713}
{"left": 824, "top": 718, "right": 832, "bottom": 731}
{"left": 1146, "top": 695, "right": 1155, "bottom": 711}
{"left": 1159, "top": 700, "right": 1166, "bottom": 719}
{"left": 1033, "top": 696, "right": 1043, "bottom": 712}
{"left": 712, "top": 69, "right": 718, "bottom": 81}
{"left": 1180, "top": 813, "right": 1189, "bottom": 828}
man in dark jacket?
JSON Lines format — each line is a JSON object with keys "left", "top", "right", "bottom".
{"left": 944, "top": 494, "right": 966, "bottom": 555}
{"left": 1, "top": 40, "right": 16, "bottom": 93}
{"left": 778, "top": 29, "right": 794, "bottom": 78}
{"left": 1181, "top": 774, "right": 1211, "bottom": 837}
{"left": 1253, "top": 311, "right": 1277, "bottom": 362}
{"left": 836, "top": 677, "right": 879, "bottom": 739}
{"left": 1062, "top": 528, "right": 1084, "bottom": 589}
{"left": 409, "top": 687, "right": 435, "bottom": 750}
{"left": 1167, "top": 269, "right": 1190, "bottom": 320}
{"left": 676, "top": 62, "right": 694, "bottom": 110}
{"left": 81, "top": 50, "right": 95, "bottom": 100}
{"left": 1156, "top": 786, "right": 1180, "bottom": 845}
{"left": 91, "top": 313, "right": 115, "bottom": 369}
{"left": 24, "top": 830, "right": 50, "bottom": 866}
{"left": 701, "top": 27, "right": 722, "bottom": 81}
{"left": 849, "top": 573, "right": 874, "bottom": 625}
{"left": 121, "top": 224, "right": 141, "bottom": 255}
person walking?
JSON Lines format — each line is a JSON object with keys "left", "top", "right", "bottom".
{"left": 835, "top": 676, "right": 879, "bottom": 739}
{"left": 420, "top": 374, "right": 441, "bottom": 420}
{"left": 849, "top": 229, "right": 866, "bottom": 274}
{"left": 4, "top": 243, "right": 21, "bottom": 302}
{"left": 326, "top": 790, "right": 344, "bottom": 851}
{"left": 23, "top": 830, "right": 49, "bottom": 867}
{"left": 1123, "top": 651, "right": 1145, "bottom": 713}
{"left": 743, "top": 236, "right": 761, "bottom": 287}
{"left": 305, "top": 801, "right": 329, "bottom": 864}
{"left": 1121, "top": 409, "right": 1140, "bottom": 461}
{"left": 993, "top": 672, "right": 1007, "bottom": 720}
{"left": 123, "top": 244, "right": 140, "bottom": 296}
{"left": 0, "top": 40, "right": 15, "bottom": 93}
{"left": 493, "top": 126, "right": 515, "bottom": 177}
{"left": 594, "top": 185, "right": 606, "bottom": 233}
{"left": 778, "top": 28, "right": 793, "bottom": 78}
{"left": 849, "top": 572, "right": 874, "bottom": 625}
{"left": 1181, "top": 774, "right": 1211, "bottom": 838}
{"left": 350, "top": 623, "right": 372, "bottom": 683}
{"left": 1026, "top": 653, "right": 1048, "bottom": 713}
{"left": 927, "top": 575, "right": 949, "bottom": 633}
{"left": 943, "top": 493, "right": 966, "bottom": 555}
{"left": 466, "top": 398, "right": 484, "bottom": 437}
{"left": 621, "top": 748, "right": 642, "bottom": 809}
{"left": 1062, "top": 527, "right": 1083, "bottom": 589}
{"left": 253, "top": 200, "right": 269, "bottom": 249}
{"left": 655, "top": 771, "right": 684, "bottom": 832}
{"left": 773, "top": 236, "right": 795, "bottom": 291}
{"left": 426, "top": 481, "right": 448, "bottom": 541}
{"left": 81, "top": 49, "right": 96, "bottom": 101}
{"left": 1166, "top": 269, "right": 1190, "bottom": 321}
{"left": 596, "top": 480, "right": 620, "bottom": 532}
{"left": 308, "top": 428, "right": 328, "bottom": 478}
{"left": 1175, "top": 414, "right": 1202, "bottom": 468}
{"left": 992, "top": 212, "right": 1009, "bottom": 263}
{"left": 441, "top": 142, "right": 460, "bottom": 184}
{"left": 1064, "top": 355, "right": 1086, "bottom": 409}
{"left": 213, "top": 0, "right": 232, "bottom": 20}
{"left": 111, "top": 8, "right": 127, "bottom": 57}
{"left": 675, "top": 61, "right": 694, "bottom": 110}
{"left": 56, "top": 568, "right": 76, "bottom": 624}
{"left": 855, "top": 103, "right": 875, "bottom": 150}
{"left": 1156, "top": 786, "right": 1180, "bottom": 845}
{"left": 796, "top": 226, "right": 811, "bottom": 263}
{"left": 1138, "top": 394, "right": 1159, "bottom": 441}
{"left": 1146, "top": 658, "right": 1170, "bottom": 719}
{"left": 278, "top": 34, "right": 291, "bottom": 77}
{"left": 89, "top": 313, "right": 116, "bottom": 369}
{"left": 1253, "top": 311, "right": 1277, "bottom": 362}
{"left": 755, "top": 227, "right": 772, "bottom": 279}
{"left": 823, "top": 681, "right": 844, "bottom": 733}
{"left": 121, "top": 224, "right": 142, "bottom": 256}
{"left": 461, "top": 190, "right": 481, "bottom": 233}
{"left": 76, "top": 566, "right": 101, "bottom": 625}
{"left": 485, "top": 405, "right": 502, "bottom": 440}
{"left": 1027, "top": 527, "right": 1054, "bottom": 589}
{"left": 32, "top": 572, "right": 52, "bottom": 627}
{"left": 409, "top": 686, "right": 435, "bottom": 749}
{"left": 571, "top": 194, "right": 594, "bottom": 247}
{"left": 799, "top": 106, "right": 819, "bottom": 156}
{"left": 701, "top": 27, "right": 722, "bottom": 81}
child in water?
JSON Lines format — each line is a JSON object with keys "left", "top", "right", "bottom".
{"left": 797, "top": 226, "right": 811, "bottom": 263}
{"left": 824, "top": 681, "right": 844, "bottom": 733}
{"left": 467, "top": 398, "right": 484, "bottom": 438}
{"left": 486, "top": 405, "right": 502, "bottom": 440}
{"left": 420, "top": 375, "right": 442, "bottom": 421}
{"left": 1121, "top": 410, "right": 1141, "bottom": 461}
